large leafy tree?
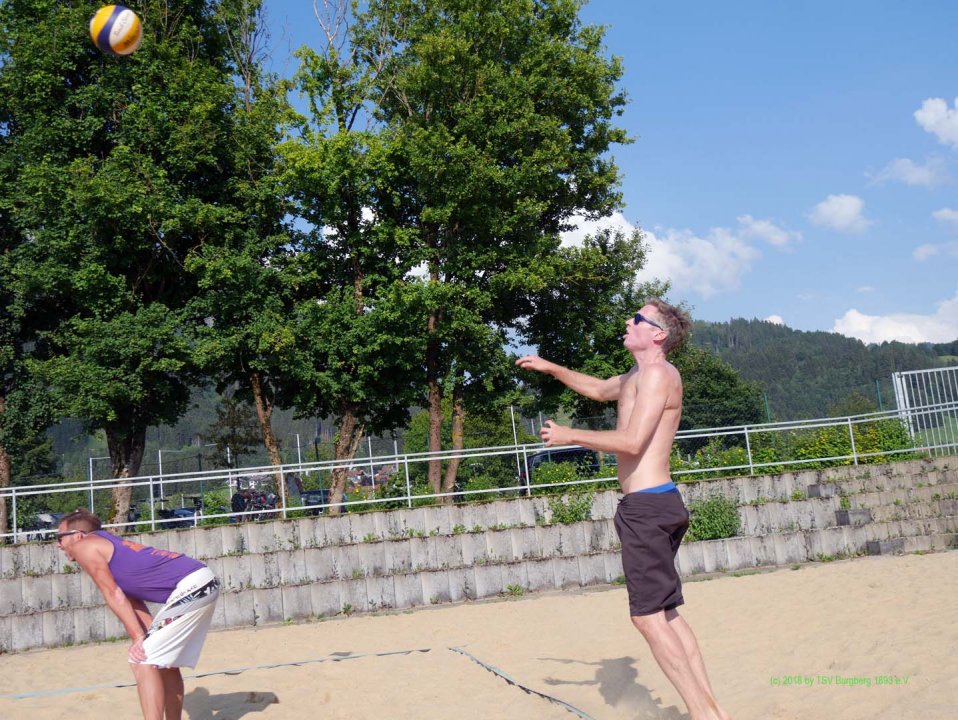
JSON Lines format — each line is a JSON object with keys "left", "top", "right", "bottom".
{"left": 1, "top": 0, "right": 255, "bottom": 524}
{"left": 364, "top": 0, "right": 630, "bottom": 495}
{"left": 280, "top": 0, "right": 423, "bottom": 512}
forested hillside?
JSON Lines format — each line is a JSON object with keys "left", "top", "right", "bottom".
{"left": 692, "top": 319, "right": 957, "bottom": 420}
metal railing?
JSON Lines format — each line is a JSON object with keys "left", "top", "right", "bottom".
{"left": 3, "top": 400, "right": 957, "bottom": 543}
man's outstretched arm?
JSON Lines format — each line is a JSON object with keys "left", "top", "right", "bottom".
{"left": 516, "top": 355, "right": 626, "bottom": 402}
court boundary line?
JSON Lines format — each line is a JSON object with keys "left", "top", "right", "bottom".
{"left": 1, "top": 647, "right": 432, "bottom": 700}
{"left": 449, "top": 645, "right": 595, "bottom": 719}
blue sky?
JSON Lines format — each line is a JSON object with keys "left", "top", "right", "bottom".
{"left": 265, "top": 1, "right": 958, "bottom": 344}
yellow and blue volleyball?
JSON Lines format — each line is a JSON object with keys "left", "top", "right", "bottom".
{"left": 89, "top": 5, "right": 142, "bottom": 56}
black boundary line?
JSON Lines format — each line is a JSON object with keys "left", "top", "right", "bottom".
{"left": 448, "top": 645, "right": 596, "bottom": 720}
{"left": 3, "top": 647, "right": 432, "bottom": 700}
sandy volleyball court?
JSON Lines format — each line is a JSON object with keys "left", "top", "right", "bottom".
{"left": 1, "top": 551, "right": 956, "bottom": 719}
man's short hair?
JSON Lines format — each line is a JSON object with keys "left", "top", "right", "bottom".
{"left": 60, "top": 509, "right": 103, "bottom": 532}
{"left": 646, "top": 297, "right": 691, "bottom": 354}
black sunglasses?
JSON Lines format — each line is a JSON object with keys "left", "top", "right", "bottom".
{"left": 56, "top": 530, "right": 82, "bottom": 543}
{"left": 634, "top": 312, "right": 665, "bottom": 331}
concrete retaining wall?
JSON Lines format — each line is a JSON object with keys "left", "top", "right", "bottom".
{"left": 1, "top": 455, "right": 955, "bottom": 654}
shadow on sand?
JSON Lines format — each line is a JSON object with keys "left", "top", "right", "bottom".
{"left": 540, "top": 656, "right": 687, "bottom": 719}
{"left": 183, "top": 687, "right": 279, "bottom": 720}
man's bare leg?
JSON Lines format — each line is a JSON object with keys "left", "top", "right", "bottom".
{"left": 665, "top": 609, "right": 730, "bottom": 719}
{"left": 160, "top": 667, "right": 184, "bottom": 719}
{"left": 631, "top": 611, "right": 725, "bottom": 720}
{"left": 131, "top": 663, "right": 165, "bottom": 720}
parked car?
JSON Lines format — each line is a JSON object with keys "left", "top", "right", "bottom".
{"left": 300, "top": 488, "right": 346, "bottom": 516}
{"left": 518, "top": 446, "right": 607, "bottom": 484}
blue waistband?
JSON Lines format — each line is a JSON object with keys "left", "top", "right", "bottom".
{"left": 636, "top": 481, "right": 678, "bottom": 494}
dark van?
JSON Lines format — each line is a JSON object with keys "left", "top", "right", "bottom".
{"left": 519, "top": 446, "right": 607, "bottom": 484}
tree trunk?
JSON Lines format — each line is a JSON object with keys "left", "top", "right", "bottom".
{"left": 249, "top": 370, "right": 285, "bottom": 504}
{"left": 106, "top": 425, "right": 146, "bottom": 529}
{"left": 327, "top": 406, "right": 365, "bottom": 516}
{"left": 441, "top": 370, "right": 465, "bottom": 501}
{"left": 0, "top": 392, "right": 9, "bottom": 538}
{"left": 426, "top": 313, "right": 443, "bottom": 495}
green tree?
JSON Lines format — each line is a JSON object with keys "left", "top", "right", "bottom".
{"left": 365, "top": 0, "right": 630, "bottom": 495}
{"left": 1, "top": 0, "right": 257, "bottom": 525}
{"left": 281, "top": 1, "right": 423, "bottom": 512}
{"left": 201, "top": 391, "right": 262, "bottom": 469}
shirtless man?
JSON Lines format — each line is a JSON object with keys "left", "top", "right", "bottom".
{"left": 517, "top": 297, "right": 729, "bottom": 720}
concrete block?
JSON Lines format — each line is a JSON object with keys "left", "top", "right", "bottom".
{"left": 300, "top": 547, "right": 330, "bottom": 583}
{"left": 73, "top": 606, "right": 107, "bottom": 645}
{"left": 591, "top": 492, "right": 617, "bottom": 521}
{"left": 486, "top": 528, "right": 515, "bottom": 563}
{"left": 301, "top": 516, "right": 327, "bottom": 549}
{"left": 559, "top": 524, "right": 588, "bottom": 556}
{"left": 341, "top": 578, "right": 369, "bottom": 613}
{"left": 360, "top": 542, "right": 388, "bottom": 578}
{"left": 336, "top": 544, "right": 363, "bottom": 580}
{"left": 516, "top": 499, "right": 538, "bottom": 528}
{"left": 866, "top": 538, "right": 905, "bottom": 555}
{"left": 474, "top": 564, "right": 503, "bottom": 599}
{"left": 278, "top": 549, "right": 308, "bottom": 585}
{"left": 603, "top": 552, "right": 624, "bottom": 582}
{"left": 807, "top": 483, "right": 837, "bottom": 499}
{"left": 250, "top": 552, "right": 282, "bottom": 589}
{"left": 0, "top": 615, "right": 11, "bottom": 653}
{"left": 383, "top": 540, "right": 413, "bottom": 575}
{"left": 494, "top": 499, "right": 523, "bottom": 527}
{"left": 219, "top": 554, "right": 253, "bottom": 593}
{"left": 774, "top": 532, "right": 808, "bottom": 565}
{"left": 51, "top": 572, "right": 83, "bottom": 609}
{"left": 500, "top": 562, "right": 530, "bottom": 593}
{"left": 193, "top": 526, "right": 224, "bottom": 560}
{"left": 587, "top": 520, "right": 617, "bottom": 553}
{"left": 393, "top": 573, "right": 424, "bottom": 610}
{"left": 103, "top": 610, "right": 126, "bottom": 640}
{"left": 434, "top": 535, "right": 463, "bottom": 570}
{"left": 447, "top": 567, "right": 475, "bottom": 601}
{"left": 679, "top": 542, "right": 705, "bottom": 575}
{"left": 749, "top": 535, "right": 778, "bottom": 567}
{"left": 577, "top": 554, "right": 606, "bottom": 586}
{"left": 347, "top": 513, "right": 377, "bottom": 544}
{"left": 408, "top": 537, "right": 437, "bottom": 572}
{"left": 460, "top": 532, "right": 488, "bottom": 565}
{"left": 309, "top": 582, "right": 343, "bottom": 619}
{"left": 210, "top": 592, "right": 228, "bottom": 630}
{"left": 511, "top": 527, "right": 538, "bottom": 560}
{"left": 12, "top": 612, "right": 44, "bottom": 651}
{"left": 421, "top": 571, "right": 450, "bottom": 605}
{"left": 836, "top": 509, "right": 873, "bottom": 527}
{"left": 382, "top": 510, "right": 405, "bottom": 538}
{"left": 42, "top": 609, "right": 76, "bottom": 649}
{"left": 366, "top": 574, "right": 397, "bottom": 611}
{"left": 246, "top": 523, "right": 285, "bottom": 554}
{"left": 21, "top": 575, "right": 53, "bottom": 613}
{"left": 165, "top": 528, "right": 198, "bottom": 559}
{"left": 26, "top": 543, "right": 59, "bottom": 577}
{"left": 0, "top": 578, "right": 22, "bottom": 615}
{"left": 725, "top": 537, "right": 756, "bottom": 570}
{"left": 537, "top": 525, "right": 563, "bottom": 557}
{"left": 281, "top": 584, "right": 312, "bottom": 622}
{"left": 79, "top": 571, "right": 102, "bottom": 607}
{"left": 252, "top": 587, "right": 284, "bottom": 625}
{"left": 553, "top": 556, "right": 581, "bottom": 589}
{"left": 425, "top": 505, "right": 453, "bottom": 536}
{"left": 526, "top": 559, "right": 556, "bottom": 592}
{"left": 324, "top": 515, "right": 351, "bottom": 546}
{"left": 222, "top": 589, "right": 255, "bottom": 628}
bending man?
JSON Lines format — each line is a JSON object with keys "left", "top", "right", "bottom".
{"left": 517, "top": 297, "right": 729, "bottom": 720}
{"left": 56, "top": 509, "right": 220, "bottom": 720}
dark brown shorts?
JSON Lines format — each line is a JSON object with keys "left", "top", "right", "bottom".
{"left": 613, "top": 490, "right": 690, "bottom": 616}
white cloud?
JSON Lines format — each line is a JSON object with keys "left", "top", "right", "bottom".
{"left": 857, "top": 286, "right": 875, "bottom": 293}
{"left": 561, "top": 213, "right": 760, "bottom": 299}
{"left": 833, "top": 292, "right": 958, "bottom": 343}
{"left": 867, "top": 157, "right": 948, "bottom": 187}
{"left": 736, "top": 215, "right": 801, "bottom": 246}
{"left": 913, "top": 241, "right": 958, "bottom": 261}
{"left": 914, "top": 97, "right": 958, "bottom": 148}
{"left": 932, "top": 207, "right": 958, "bottom": 228}
{"left": 765, "top": 315, "right": 785, "bottom": 325}
{"left": 808, "top": 194, "right": 871, "bottom": 233}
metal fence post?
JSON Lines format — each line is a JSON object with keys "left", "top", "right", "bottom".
{"left": 848, "top": 418, "right": 858, "bottom": 465}
{"left": 11, "top": 488, "right": 17, "bottom": 544}
{"left": 404, "top": 455, "right": 412, "bottom": 509}
{"left": 148, "top": 476, "right": 156, "bottom": 532}
{"left": 744, "top": 427, "right": 754, "bottom": 476}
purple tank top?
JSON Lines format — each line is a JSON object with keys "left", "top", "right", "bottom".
{"left": 96, "top": 531, "right": 205, "bottom": 603}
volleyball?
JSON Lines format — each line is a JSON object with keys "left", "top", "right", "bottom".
{"left": 89, "top": 5, "right": 142, "bottom": 56}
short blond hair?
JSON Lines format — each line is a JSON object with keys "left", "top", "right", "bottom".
{"left": 645, "top": 297, "right": 691, "bottom": 354}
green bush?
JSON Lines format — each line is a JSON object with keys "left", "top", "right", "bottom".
{"left": 685, "top": 495, "right": 740, "bottom": 542}
{"left": 532, "top": 461, "right": 580, "bottom": 495}
{"left": 548, "top": 492, "right": 593, "bottom": 524}
{"left": 199, "top": 489, "right": 230, "bottom": 527}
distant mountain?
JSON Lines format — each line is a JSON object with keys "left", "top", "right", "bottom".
{"left": 691, "top": 319, "right": 957, "bottom": 420}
